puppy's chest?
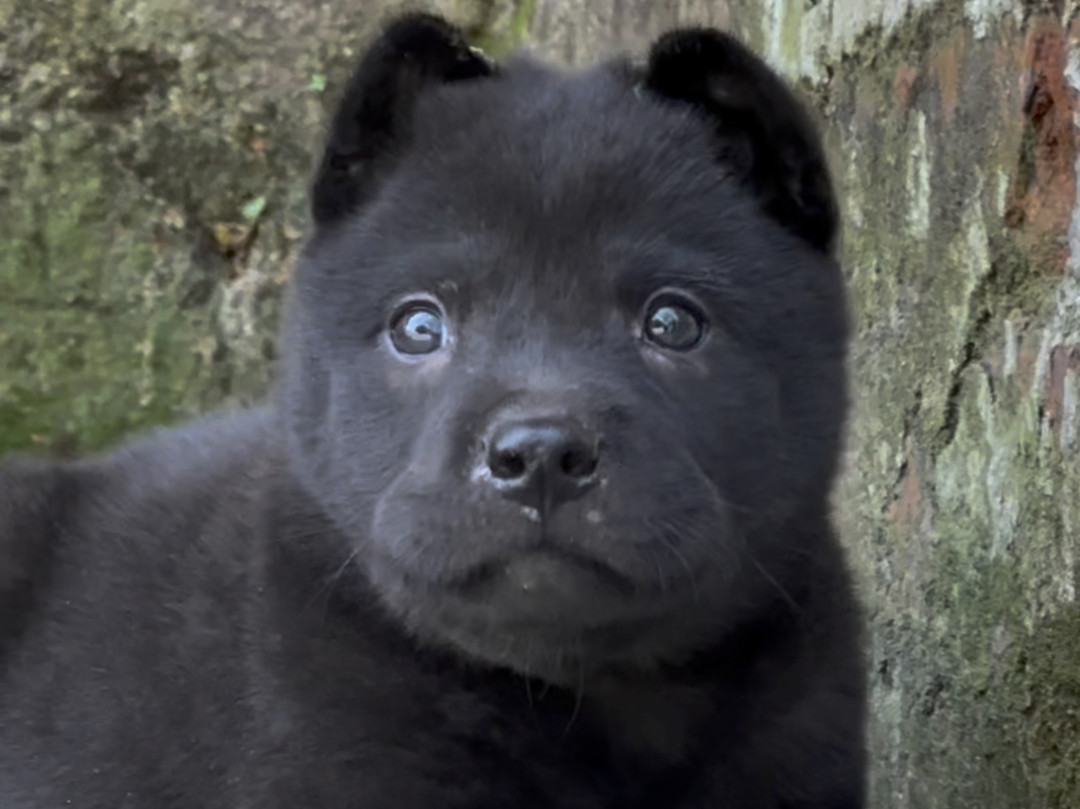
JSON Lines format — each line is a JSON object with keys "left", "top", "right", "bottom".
{"left": 436, "top": 677, "right": 715, "bottom": 803}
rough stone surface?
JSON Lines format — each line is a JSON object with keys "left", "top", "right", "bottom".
{"left": 3, "top": 0, "right": 1080, "bottom": 807}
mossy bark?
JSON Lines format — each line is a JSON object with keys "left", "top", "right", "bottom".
{"left": 0, "top": 0, "right": 510, "bottom": 456}
{"left": 728, "top": 3, "right": 1080, "bottom": 807}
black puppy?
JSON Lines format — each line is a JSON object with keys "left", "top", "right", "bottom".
{"left": 0, "top": 14, "right": 865, "bottom": 808}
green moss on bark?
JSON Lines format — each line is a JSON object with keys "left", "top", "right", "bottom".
{"left": 0, "top": 0, "right": 525, "bottom": 456}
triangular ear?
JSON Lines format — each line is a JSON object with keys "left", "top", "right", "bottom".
{"left": 310, "top": 13, "right": 495, "bottom": 228}
{"left": 643, "top": 29, "right": 838, "bottom": 254}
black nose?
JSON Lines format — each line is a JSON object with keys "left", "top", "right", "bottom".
{"left": 486, "top": 417, "right": 599, "bottom": 508}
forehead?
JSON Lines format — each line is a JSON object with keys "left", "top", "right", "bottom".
{"left": 311, "top": 56, "right": 766, "bottom": 309}
{"left": 393, "top": 58, "right": 735, "bottom": 243}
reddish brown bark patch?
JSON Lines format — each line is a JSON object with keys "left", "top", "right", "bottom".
{"left": 930, "top": 32, "right": 963, "bottom": 126}
{"left": 1003, "top": 20, "right": 1077, "bottom": 277}
{"left": 894, "top": 62, "right": 919, "bottom": 116}
{"left": 1045, "top": 344, "right": 1080, "bottom": 441}
{"left": 889, "top": 439, "right": 926, "bottom": 533}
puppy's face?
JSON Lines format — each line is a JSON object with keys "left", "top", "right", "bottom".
{"left": 282, "top": 23, "right": 848, "bottom": 683}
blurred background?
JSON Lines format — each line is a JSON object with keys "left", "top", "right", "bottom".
{"left": 1, "top": 1, "right": 1079, "bottom": 806}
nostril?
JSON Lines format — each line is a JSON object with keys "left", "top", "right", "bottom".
{"left": 490, "top": 449, "right": 527, "bottom": 480}
{"left": 484, "top": 417, "right": 600, "bottom": 504}
{"left": 560, "top": 445, "right": 598, "bottom": 480}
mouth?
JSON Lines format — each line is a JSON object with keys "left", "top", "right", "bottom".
{"left": 449, "top": 545, "right": 637, "bottom": 604}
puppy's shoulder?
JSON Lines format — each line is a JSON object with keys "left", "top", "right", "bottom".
{"left": 0, "top": 407, "right": 277, "bottom": 650}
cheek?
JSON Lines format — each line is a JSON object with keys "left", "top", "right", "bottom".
{"left": 639, "top": 343, "right": 713, "bottom": 378}
{"left": 326, "top": 363, "right": 417, "bottom": 484}
{"left": 330, "top": 350, "right": 477, "bottom": 486}
{"left": 383, "top": 344, "right": 457, "bottom": 392}
{"left": 653, "top": 344, "right": 779, "bottom": 428}
{"left": 664, "top": 358, "right": 783, "bottom": 501}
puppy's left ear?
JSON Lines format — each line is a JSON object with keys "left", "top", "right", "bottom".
{"left": 311, "top": 13, "right": 496, "bottom": 229}
{"left": 644, "top": 29, "right": 838, "bottom": 254}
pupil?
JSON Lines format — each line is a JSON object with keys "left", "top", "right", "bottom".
{"left": 651, "top": 307, "right": 680, "bottom": 335}
{"left": 645, "top": 301, "right": 703, "bottom": 350}
{"left": 407, "top": 311, "right": 440, "bottom": 343}
{"left": 391, "top": 303, "right": 445, "bottom": 356}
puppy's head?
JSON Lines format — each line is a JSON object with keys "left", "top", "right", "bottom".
{"left": 279, "top": 14, "right": 848, "bottom": 683}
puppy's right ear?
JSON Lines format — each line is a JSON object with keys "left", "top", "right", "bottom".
{"left": 310, "top": 14, "right": 495, "bottom": 228}
{"left": 643, "top": 28, "right": 838, "bottom": 254}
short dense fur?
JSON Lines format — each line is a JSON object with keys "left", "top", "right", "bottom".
{"left": 0, "top": 14, "right": 865, "bottom": 808}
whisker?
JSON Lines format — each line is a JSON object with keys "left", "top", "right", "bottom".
{"left": 563, "top": 653, "right": 586, "bottom": 735}
{"left": 647, "top": 547, "right": 668, "bottom": 594}
{"left": 747, "top": 555, "right": 801, "bottom": 615}
{"left": 300, "top": 548, "right": 359, "bottom": 617}
{"left": 523, "top": 673, "right": 536, "bottom": 715}
{"left": 654, "top": 532, "right": 698, "bottom": 602}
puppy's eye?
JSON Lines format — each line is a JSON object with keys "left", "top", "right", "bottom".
{"left": 389, "top": 302, "right": 445, "bottom": 355}
{"left": 644, "top": 296, "right": 706, "bottom": 351}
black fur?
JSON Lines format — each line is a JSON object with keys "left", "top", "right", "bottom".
{"left": 643, "top": 27, "right": 839, "bottom": 253}
{"left": 0, "top": 14, "right": 865, "bottom": 809}
{"left": 311, "top": 14, "right": 495, "bottom": 227}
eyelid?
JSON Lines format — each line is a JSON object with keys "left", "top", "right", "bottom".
{"left": 642, "top": 288, "right": 709, "bottom": 320}
{"left": 385, "top": 292, "right": 446, "bottom": 330}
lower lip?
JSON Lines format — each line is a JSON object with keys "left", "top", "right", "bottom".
{"left": 453, "top": 548, "right": 634, "bottom": 601}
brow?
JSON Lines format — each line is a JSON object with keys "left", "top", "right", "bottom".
{"left": 605, "top": 238, "right": 737, "bottom": 299}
